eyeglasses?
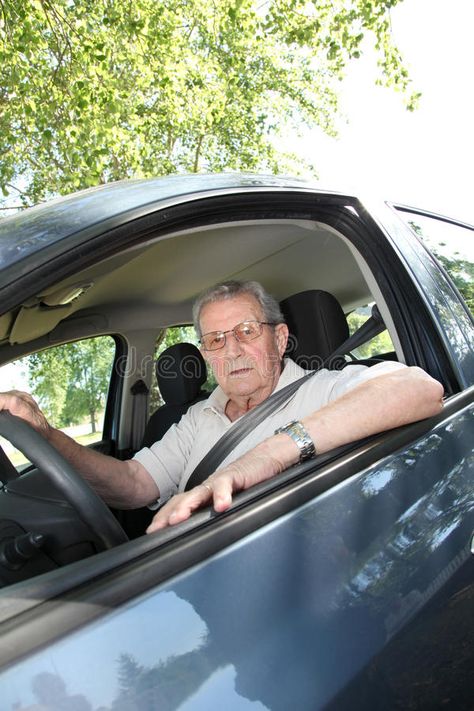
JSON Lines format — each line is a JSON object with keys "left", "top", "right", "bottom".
{"left": 200, "top": 321, "right": 277, "bottom": 351}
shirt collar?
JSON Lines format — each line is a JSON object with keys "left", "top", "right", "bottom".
{"left": 203, "top": 358, "right": 308, "bottom": 416}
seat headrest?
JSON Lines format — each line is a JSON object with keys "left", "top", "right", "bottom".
{"left": 280, "top": 290, "right": 349, "bottom": 368}
{"left": 156, "top": 342, "right": 207, "bottom": 406}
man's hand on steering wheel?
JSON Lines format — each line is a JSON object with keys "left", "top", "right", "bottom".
{"left": 0, "top": 390, "right": 52, "bottom": 438}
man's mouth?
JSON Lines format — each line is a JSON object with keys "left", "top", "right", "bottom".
{"left": 229, "top": 367, "right": 253, "bottom": 377}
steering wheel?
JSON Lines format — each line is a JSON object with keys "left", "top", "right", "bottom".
{"left": 0, "top": 411, "right": 128, "bottom": 551}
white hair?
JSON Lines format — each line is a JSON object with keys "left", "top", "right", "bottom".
{"left": 193, "top": 280, "right": 285, "bottom": 338}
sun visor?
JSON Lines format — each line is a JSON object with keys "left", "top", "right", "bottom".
{"left": 0, "top": 313, "right": 13, "bottom": 342}
{"left": 9, "top": 303, "right": 74, "bottom": 345}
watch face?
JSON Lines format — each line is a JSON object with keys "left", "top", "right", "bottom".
{"left": 276, "top": 421, "right": 315, "bottom": 461}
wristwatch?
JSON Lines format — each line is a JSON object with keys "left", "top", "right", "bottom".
{"left": 274, "top": 420, "right": 316, "bottom": 462}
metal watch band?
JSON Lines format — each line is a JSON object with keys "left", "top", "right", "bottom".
{"left": 274, "top": 420, "right": 316, "bottom": 462}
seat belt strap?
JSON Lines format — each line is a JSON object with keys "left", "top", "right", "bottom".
{"left": 185, "top": 370, "right": 315, "bottom": 490}
{"left": 130, "top": 379, "right": 149, "bottom": 451}
{"left": 328, "top": 305, "right": 385, "bottom": 361}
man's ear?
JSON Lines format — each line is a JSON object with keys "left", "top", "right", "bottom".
{"left": 275, "top": 323, "right": 289, "bottom": 358}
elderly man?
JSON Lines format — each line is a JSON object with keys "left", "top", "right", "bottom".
{"left": 0, "top": 280, "right": 443, "bottom": 533}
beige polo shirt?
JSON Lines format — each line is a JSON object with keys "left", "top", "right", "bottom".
{"left": 133, "top": 358, "right": 404, "bottom": 503}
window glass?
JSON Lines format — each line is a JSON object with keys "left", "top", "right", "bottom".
{"left": 0, "top": 336, "right": 116, "bottom": 469}
{"left": 347, "top": 306, "right": 395, "bottom": 359}
{"left": 398, "top": 211, "right": 473, "bottom": 314}
{"left": 149, "top": 326, "right": 216, "bottom": 415}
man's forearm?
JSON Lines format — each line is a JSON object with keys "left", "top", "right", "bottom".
{"left": 47, "top": 428, "right": 159, "bottom": 509}
{"left": 299, "top": 366, "right": 444, "bottom": 457}
{"left": 201, "top": 366, "right": 444, "bottom": 506}
{"left": 222, "top": 366, "right": 445, "bottom": 489}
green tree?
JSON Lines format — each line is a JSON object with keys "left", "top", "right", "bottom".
{"left": 433, "top": 253, "right": 474, "bottom": 314}
{"left": 157, "top": 326, "right": 198, "bottom": 354}
{"left": 60, "top": 338, "right": 116, "bottom": 431}
{"left": 407, "top": 219, "right": 474, "bottom": 315}
{"left": 27, "top": 347, "right": 70, "bottom": 424}
{"left": 28, "top": 336, "right": 115, "bottom": 430}
{"left": 0, "top": 0, "right": 417, "bottom": 207}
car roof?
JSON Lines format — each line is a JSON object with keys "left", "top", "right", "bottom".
{"left": 0, "top": 173, "right": 348, "bottom": 272}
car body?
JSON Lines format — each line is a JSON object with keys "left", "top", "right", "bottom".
{"left": 0, "top": 173, "right": 472, "bottom": 710}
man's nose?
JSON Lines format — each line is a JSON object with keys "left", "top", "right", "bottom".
{"left": 223, "top": 332, "right": 244, "bottom": 357}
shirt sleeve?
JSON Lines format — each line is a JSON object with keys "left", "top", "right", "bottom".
{"left": 326, "top": 360, "right": 406, "bottom": 402}
{"left": 132, "top": 403, "right": 201, "bottom": 505}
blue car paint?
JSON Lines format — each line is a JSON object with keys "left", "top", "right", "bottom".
{"left": 3, "top": 403, "right": 472, "bottom": 710}
{"left": 375, "top": 204, "right": 474, "bottom": 384}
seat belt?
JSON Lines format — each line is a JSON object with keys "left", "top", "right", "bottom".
{"left": 185, "top": 370, "right": 316, "bottom": 490}
{"left": 130, "top": 379, "right": 149, "bottom": 451}
{"left": 328, "top": 305, "right": 386, "bottom": 361}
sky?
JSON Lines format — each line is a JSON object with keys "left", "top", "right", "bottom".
{"left": 289, "top": 0, "right": 474, "bottom": 225}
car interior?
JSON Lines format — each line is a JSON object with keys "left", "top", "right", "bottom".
{"left": 0, "top": 210, "right": 414, "bottom": 587}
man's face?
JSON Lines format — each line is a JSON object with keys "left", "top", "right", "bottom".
{"left": 199, "top": 295, "right": 289, "bottom": 401}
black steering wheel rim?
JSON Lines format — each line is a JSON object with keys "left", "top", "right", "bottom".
{"left": 0, "top": 411, "right": 128, "bottom": 550}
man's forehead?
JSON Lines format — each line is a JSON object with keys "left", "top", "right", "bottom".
{"left": 200, "top": 295, "right": 263, "bottom": 330}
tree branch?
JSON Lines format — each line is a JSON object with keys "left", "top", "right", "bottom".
{"left": 0, "top": 205, "right": 30, "bottom": 210}
{"left": 193, "top": 134, "right": 205, "bottom": 173}
{"left": 5, "top": 182, "right": 31, "bottom": 198}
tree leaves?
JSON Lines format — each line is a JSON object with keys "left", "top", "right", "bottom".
{"left": 27, "top": 337, "right": 115, "bottom": 429}
{"left": 0, "top": 0, "right": 415, "bottom": 205}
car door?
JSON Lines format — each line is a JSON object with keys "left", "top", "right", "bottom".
{"left": 0, "top": 186, "right": 472, "bottom": 710}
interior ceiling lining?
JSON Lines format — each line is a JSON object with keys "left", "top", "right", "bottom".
{"left": 84, "top": 222, "right": 369, "bottom": 334}
{"left": 53, "top": 219, "right": 367, "bottom": 311}
{"left": 34, "top": 220, "right": 308, "bottom": 309}
{"left": 82, "top": 221, "right": 322, "bottom": 307}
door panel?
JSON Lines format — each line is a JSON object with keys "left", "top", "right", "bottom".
{"left": 2, "top": 397, "right": 472, "bottom": 710}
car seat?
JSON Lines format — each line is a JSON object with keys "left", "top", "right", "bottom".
{"left": 280, "top": 289, "right": 350, "bottom": 370}
{"left": 141, "top": 342, "right": 209, "bottom": 448}
{"left": 280, "top": 289, "right": 388, "bottom": 369}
